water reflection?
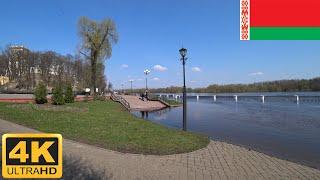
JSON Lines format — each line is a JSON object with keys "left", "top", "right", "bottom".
{"left": 140, "top": 111, "right": 149, "bottom": 119}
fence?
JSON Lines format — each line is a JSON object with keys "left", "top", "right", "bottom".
{"left": 156, "top": 94, "right": 320, "bottom": 104}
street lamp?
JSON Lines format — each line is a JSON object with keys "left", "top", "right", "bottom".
{"left": 121, "top": 83, "right": 124, "bottom": 94}
{"left": 129, "top": 79, "right": 134, "bottom": 94}
{"left": 144, "top": 69, "right": 151, "bottom": 99}
{"left": 179, "top": 47, "right": 187, "bottom": 131}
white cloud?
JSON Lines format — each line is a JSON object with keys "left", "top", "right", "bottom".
{"left": 121, "top": 64, "right": 129, "bottom": 68}
{"left": 190, "top": 80, "right": 197, "bottom": 83}
{"left": 153, "top": 65, "right": 168, "bottom": 72}
{"left": 137, "top": 78, "right": 143, "bottom": 81}
{"left": 191, "top": 67, "right": 201, "bottom": 72}
{"left": 152, "top": 77, "right": 160, "bottom": 81}
{"left": 249, "top": 72, "right": 264, "bottom": 76}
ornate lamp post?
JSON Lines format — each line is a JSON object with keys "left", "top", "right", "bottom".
{"left": 144, "top": 69, "right": 151, "bottom": 99}
{"left": 121, "top": 83, "right": 124, "bottom": 94}
{"left": 179, "top": 47, "right": 187, "bottom": 131}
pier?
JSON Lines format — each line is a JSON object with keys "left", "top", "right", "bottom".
{"left": 111, "top": 94, "right": 168, "bottom": 111}
{"left": 157, "top": 93, "right": 320, "bottom": 104}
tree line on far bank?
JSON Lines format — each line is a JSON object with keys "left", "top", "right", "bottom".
{"left": 127, "top": 77, "right": 320, "bottom": 94}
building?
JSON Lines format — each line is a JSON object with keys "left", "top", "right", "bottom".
{"left": 7, "top": 45, "right": 30, "bottom": 79}
{"left": 0, "top": 75, "right": 9, "bottom": 85}
{"left": 9, "top": 45, "right": 28, "bottom": 52}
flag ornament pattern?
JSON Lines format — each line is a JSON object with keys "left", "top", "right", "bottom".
{"left": 240, "top": 0, "right": 320, "bottom": 40}
{"left": 240, "top": 0, "right": 250, "bottom": 40}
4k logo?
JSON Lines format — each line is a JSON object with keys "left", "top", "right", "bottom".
{"left": 2, "top": 134, "right": 62, "bottom": 179}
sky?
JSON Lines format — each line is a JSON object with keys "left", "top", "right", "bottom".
{"left": 0, "top": 0, "right": 319, "bottom": 89}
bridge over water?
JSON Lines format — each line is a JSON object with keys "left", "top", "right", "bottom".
{"left": 156, "top": 93, "right": 320, "bottom": 104}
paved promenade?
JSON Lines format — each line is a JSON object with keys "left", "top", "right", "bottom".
{"left": 0, "top": 119, "right": 320, "bottom": 179}
{"left": 119, "top": 95, "right": 167, "bottom": 111}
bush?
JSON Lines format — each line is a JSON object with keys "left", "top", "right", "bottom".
{"left": 52, "top": 85, "right": 65, "bottom": 105}
{"left": 34, "top": 83, "right": 47, "bottom": 104}
{"left": 64, "top": 84, "right": 74, "bottom": 103}
{"left": 94, "top": 95, "right": 106, "bottom": 101}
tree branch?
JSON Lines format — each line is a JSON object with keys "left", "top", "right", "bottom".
{"left": 84, "top": 31, "right": 98, "bottom": 50}
{"left": 97, "top": 28, "right": 110, "bottom": 50}
{"left": 79, "top": 51, "right": 90, "bottom": 59}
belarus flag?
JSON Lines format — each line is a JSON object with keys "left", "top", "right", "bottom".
{"left": 240, "top": 0, "right": 320, "bottom": 40}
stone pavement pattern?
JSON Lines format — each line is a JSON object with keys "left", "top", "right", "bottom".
{"left": 0, "top": 119, "right": 320, "bottom": 180}
{"left": 119, "top": 95, "right": 167, "bottom": 111}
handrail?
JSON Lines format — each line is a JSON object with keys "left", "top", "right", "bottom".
{"left": 154, "top": 93, "right": 320, "bottom": 104}
{"left": 110, "top": 93, "right": 130, "bottom": 110}
{"left": 118, "top": 96, "right": 130, "bottom": 109}
{"left": 156, "top": 94, "right": 320, "bottom": 98}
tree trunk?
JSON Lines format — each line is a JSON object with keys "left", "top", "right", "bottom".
{"left": 91, "top": 51, "right": 97, "bottom": 96}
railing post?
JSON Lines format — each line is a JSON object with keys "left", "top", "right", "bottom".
{"left": 261, "top": 95, "right": 265, "bottom": 103}
{"left": 213, "top": 95, "right": 217, "bottom": 102}
{"left": 234, "top": 95, "right": 238, "bottom": 103}
{"left": 197, "top": 95, "right": 199, "bottom": 101}
{"left": 295, "top": 95, "right": 299, "bottom": 104}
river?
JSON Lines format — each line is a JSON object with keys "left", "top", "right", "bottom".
{"left": 132, "top": 92, "right": 320, "bottom": 169}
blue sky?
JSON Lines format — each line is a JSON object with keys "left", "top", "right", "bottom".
{"left": 1, "top": 0, "right": 319, "bottom": 89}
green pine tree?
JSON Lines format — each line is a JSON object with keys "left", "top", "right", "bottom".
{"left": 34, "top": 83, "right": 48, "bottom": 104}
{"left": 64, "top": 84, "right": 74, "bottom": 103}
{"left": 52, "top": 85, "right": 65, "bottom": 105}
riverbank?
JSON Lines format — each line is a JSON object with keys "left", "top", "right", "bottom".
{"left": 0, "top": 100, "right": 208, "bottom": 155}
{"left": 0, "top": 119, "right": 319, "bottom": 179}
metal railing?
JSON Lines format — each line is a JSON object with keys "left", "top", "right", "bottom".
{"left": 110, "top": 93, "right": 130, "bottom": 110}
{"left": 156, "top": 94, "right": 320, "bottom": 104}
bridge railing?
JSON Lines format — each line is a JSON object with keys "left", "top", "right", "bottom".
{"left": 155, "top": 94, "right": 320, "bottom": 104}
{"left": 148, "top": 94, "right": 174, "bottom": 107}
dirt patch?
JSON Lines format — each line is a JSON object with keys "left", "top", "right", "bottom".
{"left": 7, "top": 104, "right": 88, "bottom": 113}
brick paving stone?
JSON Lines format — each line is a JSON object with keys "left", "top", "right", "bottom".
{"left": 0, "top": 119, "right": 320, "bottom": 180}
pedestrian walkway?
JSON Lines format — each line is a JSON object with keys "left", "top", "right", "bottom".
{"left": 0, "top": 119, "right": 319, "bottom": 179}
{"left": 118, "top": 95, "right": 167, "bottom": 111}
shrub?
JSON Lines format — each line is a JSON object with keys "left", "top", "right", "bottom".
{"left": 94, "top": 95, "right": 106, "bottom": 101}
{"left": 64, "top": 84, "right": 74, "bottom": 103}
{"left": 52, "top": 85, "right": 65, "bottom": 105}
{"left": 34, "top": 83, "right": 47, "bottom": 104}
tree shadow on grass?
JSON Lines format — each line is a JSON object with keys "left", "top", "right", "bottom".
{"left": 0, "top": 154, "right": 111, "bottom": 180}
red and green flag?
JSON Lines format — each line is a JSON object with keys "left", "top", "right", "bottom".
{"left": 240, "top": 0, "right": 320, "bottom": 40}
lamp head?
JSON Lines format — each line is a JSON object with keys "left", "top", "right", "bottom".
{"left": 144, "top": 69, "right": 151, "bottom": 75}
{"left": 179, "top": 47, "right": 187, "bottom": 58}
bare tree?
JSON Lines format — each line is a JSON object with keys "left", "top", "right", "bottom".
{"left": 1, "top": 45, "right": 105, "bottom": 93}
{"left": 39, "top": 51, "right": 55, "bottom": 86}
{"left": 78, "top": 16, "right": 118, "bottom": 95}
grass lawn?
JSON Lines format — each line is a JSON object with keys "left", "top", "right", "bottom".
{"left": 0, "top": 100, "right": 209, "bottom": 155}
